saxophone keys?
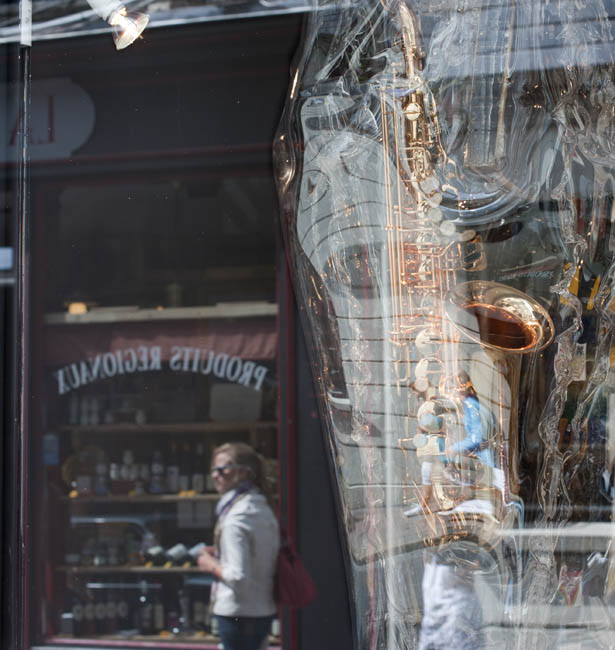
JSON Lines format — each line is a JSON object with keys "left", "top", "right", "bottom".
{"left": 416, "top": 328, "right": 440, "bottom": 355}
{"left": 417, "top": 400, "right": 444, "bottom": 433}
{"left": 414, "top": 377, "right": 429, "bottom": 393}
{"left": 458, "top": 228, "right": 477, "bottom": 242}
{"left": 419, "top": 175, "right": 439, "bottom": 196}
{"left": 426, "top": 191, "right": 443, "bottom": 207}
{"left": 415, "top": 357, "right": 442, "bottom": 389}
{"left": 438, "top": 222, "right": 476, "bottom": 242}
{"left": 439, "top": 220, "right": 456, "bottom": 237}
{"left": 404, "top": 101, "right": 422, "bottom": 121}
{"left": 426, "top": 206, "right": 443, "bottom": 223}
{"left": 426, "top": 386, "right": 438, "bottom": 400}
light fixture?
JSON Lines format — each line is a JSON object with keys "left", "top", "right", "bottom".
{"left": 85, "top": 0, "right": 149, "bottom": 50}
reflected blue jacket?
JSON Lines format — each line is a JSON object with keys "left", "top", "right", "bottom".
{"left": 449, "top": 396, "right": 495, "bottom": 468}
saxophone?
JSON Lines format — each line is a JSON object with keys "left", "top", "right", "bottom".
{"left": 382, "top": 3, "right": 555, "bottom": 547}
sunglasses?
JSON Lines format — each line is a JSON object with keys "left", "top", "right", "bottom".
{"left": 210, "top": 463, "right": 239, "bottom": 476}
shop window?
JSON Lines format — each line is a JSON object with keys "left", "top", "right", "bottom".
{"left": 24, "top": 15, "right": 302, "bottom": 649}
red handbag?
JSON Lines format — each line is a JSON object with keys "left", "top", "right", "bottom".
{"left": 274, "top": 528, "right": 318, "bottom": 608}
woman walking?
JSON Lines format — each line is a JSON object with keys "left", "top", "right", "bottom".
{"left": 197, "top": 442, "right": 279, "bottom": 650}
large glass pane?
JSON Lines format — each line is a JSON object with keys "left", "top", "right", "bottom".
{"left": 276, "top": 1, "right": 615, "bottom": 648}
{"left": 24, "top": 15, "right": 301, "bottom": 649}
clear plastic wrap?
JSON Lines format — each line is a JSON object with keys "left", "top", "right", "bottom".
{"left": 275, "top": 1, "right": 615, "bottom": 647}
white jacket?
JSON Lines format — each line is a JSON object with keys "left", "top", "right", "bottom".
{"left": 213, "top": 490, "right": 280, "bottom": 617}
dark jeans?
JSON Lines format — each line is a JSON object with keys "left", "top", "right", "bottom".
{"left": 215, "top": 614, "right": 273, "bottom": 650}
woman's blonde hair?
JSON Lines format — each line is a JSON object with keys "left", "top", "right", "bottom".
{"left": 212, "top": 441, "right": 267, "bottom": 494}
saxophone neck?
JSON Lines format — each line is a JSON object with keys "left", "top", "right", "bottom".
{"left": 399, "top": 2, "right": 422, "bottom": 78}
{"left": 394, "top": 3, "right": 443, "bottom": 184}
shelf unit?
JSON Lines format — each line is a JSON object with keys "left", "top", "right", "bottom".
{"left": 58, "top": 421, "right": 277, "bottom": 436}
{"left": 41, "top": 298, "right": 281, "bottom": 647}
{"left": 60, "top": 494, "right": 219, "bottom": 504}
{"left": 44, "top": 302, "right": 278, "bottom": 325}
{"left": 58, "top": 567, "right": 212, "bottom": 575}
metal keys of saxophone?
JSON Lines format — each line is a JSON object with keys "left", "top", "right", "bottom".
{"left": 382, "top": 5, "right": 555, "bottom": 535}
{"left": 381, "top": 4, "right": 485, "bottom": 361}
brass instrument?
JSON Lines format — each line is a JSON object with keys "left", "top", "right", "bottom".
{"left": 382, "top": 3, "right": 555, "bottom": 543}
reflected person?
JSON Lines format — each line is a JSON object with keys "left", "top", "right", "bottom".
{"left": 197, "top": 442, "right": 280, "bottom": 650}
{"left": 419, "top": 544, "right": 485, "bottom": 650}
{"left": 406, "top": 373, "right": 503, "bottom": 517}
{"left": 445, "top": 372, "right": 505, "bottom": 505}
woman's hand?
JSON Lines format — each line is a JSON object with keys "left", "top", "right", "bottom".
{"left": 198, "top": 548, "right": 223, "bottom": 580}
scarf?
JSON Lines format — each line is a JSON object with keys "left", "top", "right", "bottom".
{"left": 215, "top": 480, "right": 254, "bottom": 519}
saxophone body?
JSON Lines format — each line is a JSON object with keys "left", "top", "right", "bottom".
{"left": 383, "top": 5, "right": 554, "bottom": 540}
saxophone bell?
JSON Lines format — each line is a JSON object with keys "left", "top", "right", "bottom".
{"left": 445, "top": 281, "right": 555, "bottom": 355}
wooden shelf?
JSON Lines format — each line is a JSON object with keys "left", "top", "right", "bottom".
{"left": 58, "top": 421, "right": 277, "bottom": 435}
{"left": 48, "top": 634, "right": 281, "bottom": 648}
{"left": 60, "top": 494, "right": 219, "bottom": 504}
{"left": 45, "top": 302, "right": 278, "bottom": 325}
{"left": 57, "top": 565, "right": 207, "bottom": 574}
{"left": 49, "top": 633, "right": 220, "bottom": 648}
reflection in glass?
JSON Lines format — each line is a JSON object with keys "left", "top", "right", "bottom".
{"left": 276, "top": 0, "right": 615, "bottom": 647}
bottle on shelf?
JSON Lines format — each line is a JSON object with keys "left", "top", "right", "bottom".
{"left": 119, "top": 449, "right": 138, "bottom": 491}
{"left": 138, "top": 461, "right": 151, "bottom": 484}
{"left": 168, "top": 608, "right": 180, "bottom": 635}
{"left": 80, "top": 537, "right": 95, "bottom": 567}
{"left": 191, "top": 585, "right": 208, "bottom": 632}
{"left": 92, "top": 540, "right": 108, "bottom": 567}
{"left": 166, "top": 442, "right": 180, "bottom": 494}
{"left": 141, "top": 531, "right": 165, "bottom": 566}
{"left": 191, "top": 443, "right": 206, "bottom": 494}
{"left": 82, "top": 588, "right": 96, "bottom": 637}
{"left": 178, "top": 588, "right": 194, "bottom": 635}
{"left": 178, "top": 442, "right": 192, "bottom": 492}
{"left": 107, "top": 540, "right": 123, "bottom": 566}
{"left": 109, "top": 457, "right": 121, "bottom": 493}
{"left": 188, "top": 542, "right": 206, "bottom": 565}
{"left": 149, "top": 449, "right": 166, "bottom": 494}
{"left": 116, "top": 589, "right": 131, "bottom": 633}
{"left": 124, "top": 528, "right": 142, "bottom": 566}
{"left": 75, "top": 449, "right": 92, "bottom": 497}
{"left": 165, "top": 543, "right": 190, "bottom": 566}
{"left": 93, "top": 450, "right": 109, "bottom": 496}
{"left": 71, "top": 591, "right": 84, "bottom": 637}
{"left": 64, "top": 532, "right": 81, "bottom": 566}
{"left": 105, "top": 587, "right": 118, "bottom": 635}
{"left": 137, "top": 580, "right": 154, "bottom": 636}
{"left": 94, "top": 588, "right": 107, "bottom": 635}
{"left": 142, "top": 545, "right": 166, "bottom": 566}
{"left": 134, "top": 461, "right": 148, "bottom": 496}
{"left": 153, "top": 588, "right": 165, "bottom": 634}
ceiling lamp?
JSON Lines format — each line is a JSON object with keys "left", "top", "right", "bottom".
{"left": 86, "top": 0, "right": 149, "bottom": 50}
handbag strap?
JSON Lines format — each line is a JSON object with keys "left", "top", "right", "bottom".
{"left": 214, "top": 491, "right": 250, "bottom": 551}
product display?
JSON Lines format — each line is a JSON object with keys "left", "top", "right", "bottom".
{"left": 62, "top": 440, "right": 217, "bottom": 498}
{"left": 275, "top": 0, "right": 615, "bottom": 648}
{"left": 61, "top": 580, "right": 219, "bottom": 639}
{"left": 44, "top": 365, "right": 278, "bottom": 644}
